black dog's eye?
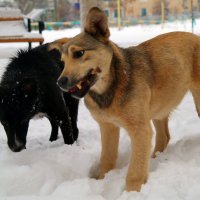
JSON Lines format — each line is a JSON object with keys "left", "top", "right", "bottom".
{"left": 73, "top": 50, "right": 85, "bottom": 58}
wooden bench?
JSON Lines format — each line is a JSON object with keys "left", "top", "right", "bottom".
{"left": 0, "top": 8, "right": 44, "bottom": 49}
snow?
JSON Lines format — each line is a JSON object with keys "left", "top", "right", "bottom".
{"left": 0, "top": 21, "right": 43, "bottom": 39}
{"left": 0, "top": 8, "right": 22, "bottom": 18}
{"left": 0, "top": 59, "right": 9, "bottom": 83}
{"left": 0, "top": 19, "right": 200, "bottom": 200}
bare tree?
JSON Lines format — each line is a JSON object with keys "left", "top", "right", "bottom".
{"left": 15, "top": 0, "right": 35, "bottom": 14}
{"left": 80, "top": 0, "right": 98, "bottom": 29}
{"left": 198, "top": 0, "right": 200, "bottom": 10}
{"left": 182, "top": 0, "right": 188, "bottom": 11}
{"left": 153, "top": 0, "right": 170, "bottom": 18}
{"left": 56, "top": 0, "right": 70, "bottom": 21}
{"left": 15, "top": 0, "right": 48, "bottom": 14}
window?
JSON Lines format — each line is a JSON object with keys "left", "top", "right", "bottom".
{"left": 141, "top": 8, "right": 147, "bottom": 16}
{"left": 104, "top": 10, "right": 109, "bottom": 17}
{"left": 114, "top": 9, "right": 118, "bottom": 18}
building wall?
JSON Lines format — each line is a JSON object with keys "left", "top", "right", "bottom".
{"left": 126, "top": 0, "right": 155, "bottom": 18}
{"left": 100, "top": 0, "right": 200, "bottom": 20}
{"left": 168, "top": 0, "right": 199, "bottom": 14}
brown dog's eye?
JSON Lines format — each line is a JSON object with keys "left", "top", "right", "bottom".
{"left": 73, "top": 50, "right": 85, "bottom": 58}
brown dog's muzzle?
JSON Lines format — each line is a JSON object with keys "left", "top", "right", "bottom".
{"left": 57, "top": 67, "right": 101, "bottom": 99}
{"left": 57, "top": 76, "right": 69, "bottom": 91}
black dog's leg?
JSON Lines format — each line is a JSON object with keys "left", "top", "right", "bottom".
{"left": 44, "top": 88, "right": 75, "bottom": 145}
{"left": 58, "top": 111, "right": 74, "bottom": 145}
{"left": 49, "top": 118, "right": 59, "bottom": 142}
{"left": 48, "top": 111, "right": 74, "bottom": 144}
{"left": 63, "top": 93, "right": 79, "bottom": 141}
{"left": 47, "top": 103, "right": 74, "bottom": 144}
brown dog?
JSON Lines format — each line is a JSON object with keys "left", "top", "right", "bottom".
{"left": 57, "top": 7, "right": 200, "bottom": 192}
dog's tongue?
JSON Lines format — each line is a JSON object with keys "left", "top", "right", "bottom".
{"left": 68, "top": 81, "right": 85, "bottom": 94}
{"left": 68, "top": 86, "right": 79, "bottom": 93}
{"left": 68, "top": 68, "right": 101, "bottom": 94}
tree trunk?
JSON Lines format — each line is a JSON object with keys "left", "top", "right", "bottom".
{"left": 80, "top": 0, "right": 98, "bottom": 30}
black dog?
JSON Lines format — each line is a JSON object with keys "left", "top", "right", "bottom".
{"left": 0, "top": 43, "right": 79, "bottom": 152}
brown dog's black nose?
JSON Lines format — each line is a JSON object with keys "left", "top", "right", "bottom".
{"left": 57, "top": 77, "right": 68, "bottom": 89}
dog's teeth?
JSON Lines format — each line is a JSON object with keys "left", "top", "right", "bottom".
{"left": 91, "top": 70, "right": 95, "bottom": 75}
{"left": 76, "top": 83, "right": 82, "bottom": 90}
{"left": 91, "top": 67, "right": 101, "bottom": 75}
{"left": 96, "top": 67, "right": 101, "bottom": 72}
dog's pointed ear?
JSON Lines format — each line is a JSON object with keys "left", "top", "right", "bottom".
{"left": 48, "top": 38, "right": 71, "bottom": 52}
{"left": 84, "top": 7, "right": 110, "bottom": 43}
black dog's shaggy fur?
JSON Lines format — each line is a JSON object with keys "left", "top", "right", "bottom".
{"left": 0, "top": 44, "right": 79, "bottom": 152}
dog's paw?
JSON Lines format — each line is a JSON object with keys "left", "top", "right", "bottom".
{"left": 72, "top": 127, "right": 79, "bottom": 141}
{"left": 49, "top": 135, "right": 58, "bottom": 142}
{"left": 88, "top": 162, "right": 101, "bottom": 180}
{"left": 126, "top": 175, "right": 147, "bottom": 192}
{"left": 63, "top": 135, "right": 76, "bottom": 145}
{"left": 97, "top": 172, "right": 106, "bottom": 179}
{"left": 125, "top": 179, "right": 144, "bottom": 192}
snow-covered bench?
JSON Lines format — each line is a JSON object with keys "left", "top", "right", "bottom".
{"left": 0, "top": 8, "right": 44, "bottom": 49}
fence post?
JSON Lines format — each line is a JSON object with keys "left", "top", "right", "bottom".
{"left": 117, "top": 0, "right": 121, "bottom": 30}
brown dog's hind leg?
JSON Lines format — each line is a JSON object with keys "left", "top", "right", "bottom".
{"left": 191, "top": 50, "right": 200, "bottom": 117}
{"left": 191, "top": 87, "right": 200, "bottom": 117}
{"left": 152, "top": 116, "right": 170, "bottom": 158}
{"left": 98, "top": 122, "right": 120, "bottom": 179}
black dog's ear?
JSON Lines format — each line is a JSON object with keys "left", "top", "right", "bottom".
{"left": 18, "top": 78, "right": 37, "bottom": 99}
{"left": 84, "top": 7, "right": 110, "bottom": 43}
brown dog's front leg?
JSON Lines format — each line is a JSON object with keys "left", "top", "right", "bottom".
{"left": 126, "top": 123, "right": 152, "bottom": 192}
{"left": 98, "top": 122, "right": 120, "bottom": 179}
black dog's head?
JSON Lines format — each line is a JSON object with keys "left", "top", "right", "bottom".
{"left": 0, "top": 78, "right": 37, "bottom": 152}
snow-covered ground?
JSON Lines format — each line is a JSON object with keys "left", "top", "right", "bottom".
{"left": 0, "top": 19, "right": 200, "bottom": 200}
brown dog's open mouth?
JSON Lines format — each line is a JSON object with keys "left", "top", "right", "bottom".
{"left": 68, "top": 67, "right": 101, "bottom": 98}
